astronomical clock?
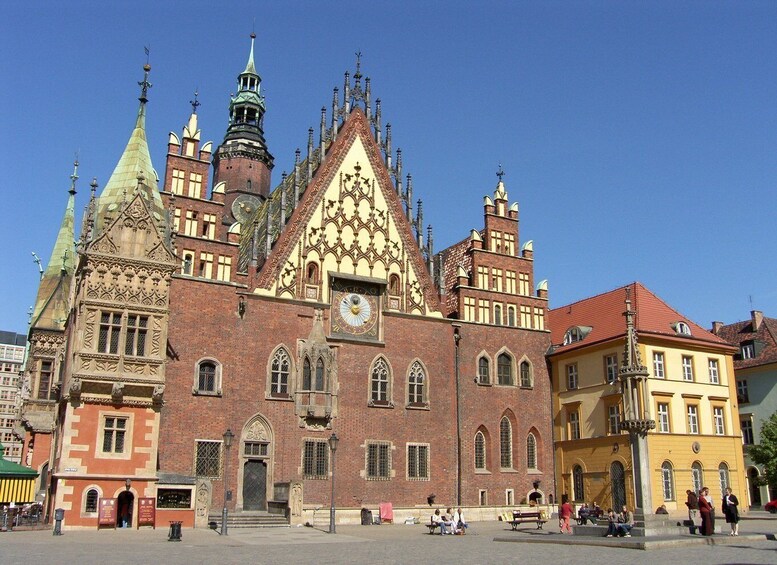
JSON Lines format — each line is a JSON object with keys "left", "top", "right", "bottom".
{"left": 330, "top": 278, "right": 381, "bottom": 341}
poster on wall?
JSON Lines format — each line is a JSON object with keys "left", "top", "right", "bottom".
{"left": 98, "top": 498, "right": 117, "bottom": 529}
{"left": 137, "top": 497, "right": 156, "bottom": 529}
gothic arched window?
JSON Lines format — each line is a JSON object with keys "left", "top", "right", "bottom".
{"left": 270, "top": 348, "right": 291, "bottom": 397}
{"left": 475, "top": 431, "right": 486, "bottom": 470}
{"left": 500, "top": 417, "right": 512, "bottom": 468}
{"left": 526, "top": 433, "right": 537, "bottom": 470}
{"left": 478, "top": 356, "right": 490, "bottom": 385}
{"left": 315, "top": 358, "right": 325, "bottom": 391}
{"left": 370, "top": 357, "right": 391, "bottom": 405}
{"left": 497, "top": 353, "right": 513, "bottom": 386}
{"left": 408, "top": 361, "right": 426, "bottom": 406}
{"left": 303, "top": 358, "right": 312, "bottom": 390}
{"left": 520, "top": 360, "right": 533, "bottom": 388}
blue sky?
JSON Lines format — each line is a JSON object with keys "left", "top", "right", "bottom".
{"left": 2, "top": 1, "right": 776, "bottom": 334}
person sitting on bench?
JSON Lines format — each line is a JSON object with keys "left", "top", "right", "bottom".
{"left": 432, "top": 509, "right": 449, "bottom": 535}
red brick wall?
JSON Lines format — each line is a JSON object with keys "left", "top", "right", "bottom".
{"left": 161, "top": 273, "right": 552, "bottom": 511}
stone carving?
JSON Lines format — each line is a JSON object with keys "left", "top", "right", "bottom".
{"left": 70, "top": 378, "right": 82, "bottom": 400}
{"left": 111, "top": 382, "right": 124, "bottom": 403}
{"left": 290, "top": 482, "right": 303, "bottom": 517}
{"left": 152, "top": 384, "right": 165, "bottom": 405}
{"left": 245, "top": 420, "right": 268, "bottom": 441}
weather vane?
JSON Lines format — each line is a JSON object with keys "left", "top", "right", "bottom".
{"left": 496, "top": 163, "right": 505, "bottom": 182}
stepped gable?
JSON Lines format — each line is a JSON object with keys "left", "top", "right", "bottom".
{"left": 249, "top": 107, "right": 441, "bottom": 314}
{"left": 716, "top": 314, "right": 777, "bottom": 369}
{"left": 549, "top": 281, "right": 734, "bottom": 351}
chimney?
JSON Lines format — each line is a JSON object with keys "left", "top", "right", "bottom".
{"left": 711, "top": 321, "right": 723, "bottom": 335}
{"left": 751, "top": 310, "right": 763, "bottom": 331}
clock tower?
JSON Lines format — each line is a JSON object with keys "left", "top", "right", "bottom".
{"left": 213, "top": 33, "right": 274, "bottom": 224}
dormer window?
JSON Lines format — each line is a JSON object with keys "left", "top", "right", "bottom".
{"left": 741, "top": 342, "right": 755, "bottom": 360}
{"left": 563, "top": 326, "right": 592, "bottom": 346}
{"left": 673, "top": 322, "right": 692, "bottom": 336}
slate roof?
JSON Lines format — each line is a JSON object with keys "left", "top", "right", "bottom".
{"left": 715, "top": 314, "right": 777, "bottom": 369}
{"left": 548, "top": 282, "right": 734, "bottom": 354}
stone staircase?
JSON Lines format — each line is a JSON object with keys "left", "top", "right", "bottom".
{"left": 573, "top": 512, "right": 699, "bottom": 537}
{"left": 208, "top": 511, "right": 290, "bottom": 529}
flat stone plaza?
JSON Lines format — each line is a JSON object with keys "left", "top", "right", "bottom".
{"left": 1, "top": 514, "right": 776, "bottom": 564}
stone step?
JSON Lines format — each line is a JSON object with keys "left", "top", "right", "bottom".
{"left": 207, "top": 511, "right": 289, "bottom": 529}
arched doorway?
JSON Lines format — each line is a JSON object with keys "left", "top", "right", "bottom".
{"left": 117, "top": 490, "right": 134, "bottom": 528}
{"left": 238, "top": 415, "right": 273, "bottom": 512}
{"left": 610, "top": 461, "right": 626, "bottom": 510}
{"left": 748, "top": 467, "right": 762, "bottom": 506}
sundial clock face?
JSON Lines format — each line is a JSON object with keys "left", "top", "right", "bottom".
{"left": 331, "top": 280, "right": 380, "bottom": 339}
{"left": 231, "top": 193, "right": 261, "bottom": 224}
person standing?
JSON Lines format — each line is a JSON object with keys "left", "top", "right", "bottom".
{"left": 698, "top": 487, "right": 714, "bottom": 536}
{"left": 686, "top": 489, "right": 699, "bottom": 527}
{"left": 559, "top": 497, "right": 573, "bottom": 534}
{"left": 722, "top": 487, "right": 740, "bottom": 536}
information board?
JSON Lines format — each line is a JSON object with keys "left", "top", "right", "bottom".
{"left": 98, "top": 498, "right": 117, "bottom": 528}
{"left": 137, "top": 497, "right": 156, "bottom": 529}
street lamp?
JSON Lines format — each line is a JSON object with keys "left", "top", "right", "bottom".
{"left": 328, "top": 432, "right": 339, "bottom": 534}
{"left": 221, "top": 428, "right": 234, "bottom": 536}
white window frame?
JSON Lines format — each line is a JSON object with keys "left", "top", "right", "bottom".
{"left": 708, "top": 358, "right": 719, "bottom": 384}
{"left": 687, "top": 405, "right": 699, "bottom": 435}
{"left": 653, "top": 352, "right": 665, "bottom": 379}
{"left": 713, "top": 406, "right": 725, "bottom": 435}
{"left": 657, "top": 402, "right": 670, "bottom": 433}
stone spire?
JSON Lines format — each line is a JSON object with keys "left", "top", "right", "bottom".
{"left": 618, "top": 284, "right": 655, "bottom": 514}
{"left": 94, "top": 61, "right": 164, "bottom": 233}
{"left": 31, "top": 161, "right": 78, "bottom": 330}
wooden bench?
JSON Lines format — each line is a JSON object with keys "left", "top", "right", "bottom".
{"left": 426, "top": 521, "right": 441, "bottom": 534}
{"left": 509, "top": 510, "right": 547, "bottom": 530}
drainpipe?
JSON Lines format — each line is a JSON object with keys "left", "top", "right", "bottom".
{"left": 453, "top": 324, "right": 462, "bottom": 506}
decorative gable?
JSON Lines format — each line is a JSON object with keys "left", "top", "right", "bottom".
{"left": 255, "top": 111, "right": 441, "bottom": 317}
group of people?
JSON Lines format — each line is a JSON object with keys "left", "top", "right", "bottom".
{"left": 431, "top": 507, "right": 469, "bottom": 535}
{"left": 604, "top": 505, "right": 634, "bottom": 537}
{"left": 686, "top": 486, "right": 740, "bottom": 536}
{"left": 576, "top": 502, "right": 604, "bottom": 525}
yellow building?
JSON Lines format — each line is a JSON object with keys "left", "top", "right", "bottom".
{"left": 548, "top": 282, "right": 745, "bottom": 514}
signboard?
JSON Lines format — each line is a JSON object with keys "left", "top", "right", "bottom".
{"left": 98, "top": 498, "right": 117, "bottom": 528}
{"left": 137, "top": 497, "right": 156, "bottom": 529}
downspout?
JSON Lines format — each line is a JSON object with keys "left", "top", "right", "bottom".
{"left": 453, "top": 324, "right": 462, "bottom": 505}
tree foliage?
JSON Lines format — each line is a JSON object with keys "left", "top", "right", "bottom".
{"left": 747, "top": 411, "right": 777, "bottom": 489}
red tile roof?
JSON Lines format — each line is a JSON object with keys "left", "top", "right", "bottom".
{"left": 715, "top": 314, "right": 777, "bottom": 369}
{"left": 437, "top": 235, "right": 474, "bottom": 317}
{"left": 548, "top": 282, "right": 733, "bottom": 354}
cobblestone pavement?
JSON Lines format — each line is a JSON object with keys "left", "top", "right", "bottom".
{"left": 1, "top": 515, "right": 775, "bottom": 565}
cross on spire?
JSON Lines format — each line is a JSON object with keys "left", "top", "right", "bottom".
{"left": 69, "top": 155, "right": 79, "bottom": 196}
{"left": 354, "top": 51, "right": 362, "bottom": 80}
{"left": 496, "top": 163, "right": 505, "bottom": 182}
{"left": 190, "top": 89, "right": 201, "bottom": 114}
{"left": 138, "top": 48, "right": 152, "bottom": 104}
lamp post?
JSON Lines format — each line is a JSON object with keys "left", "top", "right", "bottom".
{"left": 221, "top": 428, "right": 234, "bottom": 536}
{"left": 328, "top": 433, "right": 339, "bottom": 534}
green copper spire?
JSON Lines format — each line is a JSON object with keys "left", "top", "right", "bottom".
{"left": 31, "top": 161, "right": 78, "bottom": 330}
{"left": 244, "top": 32, "right": 258, "bottom": 75}
{"left": 94, "top": 62, "right": 164, "bottom": 233}
{"left": 223, "top": 33, "right": 268, "bottom": 145}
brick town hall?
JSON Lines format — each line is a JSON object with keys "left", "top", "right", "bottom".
{"left": 19, "top": 36, "right": 552, "bottom": 529}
